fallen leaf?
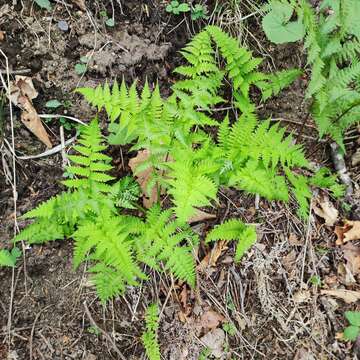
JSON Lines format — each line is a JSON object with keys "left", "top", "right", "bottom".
{"left": 320, "top": 289, "right": 360, "bottom": 304}
{"left": 335, "top": 221, "right": 360, "bottom": 244}
{"left": 200, "top": 328, "right": 225, "bottom": 358}
{"left": 128, "top": 150, "right": 159, "bottom": 208}
{"left": 188, "top": 209, "right": 216, "bottom": 224}
{"left": 9, "top": 76, "right": 52, "bottom": 148}
{"left": 199, "top": 310, "right": 225, "bottom": 331}
{"left": 197, "top": 240, "right": 228, "bottom": 272}
{"left": 343, "top": 242, "right": 360, "bottom": 275}
{"left": 313, "top": 196, "right": 339, "bottom": 226}
{"left": 0, "top": 31, "right": 5, "bottom": 41}
{"left": 288, "top": 233, "right": 302, "bottom": 246}
{"left": 71, "top": 0, "right": 86, "bottom": 11}
{"left": 294, "top": 348, "right": 316, "bottom": 360}
{"left": 343, "top": 221, "right": 360, "bottom": 243}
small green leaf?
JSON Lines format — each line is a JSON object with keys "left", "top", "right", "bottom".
{"left": 178, "top": 3, "right": 190, "bottom": 12}
{"left": 262, "top": 1, "right": 305, "bottom": 44}
{"left": 166, "top": 5, "right": 173, "bottom": 12}
{"left": 45, "top": 99, "right": 62, "bottom": 109}
{"left": 105, "top": 18, "right": 115, "bottom": 27}
{"left": 343, "top": 325, "right": 360, "bottom": 341}
{"left": 99, "top": 10, "right": 108, "bottom": 18}
{"left": 75, "top": 63, "right": 87, "bottom": 75}
{"left": 345, "top": 311, "right": 360, "bottom": 327}
{"left": 171, "top": 1, "right": 179, "bottom": 6}
{"left": 34, "top": 0, "right": 52, "bottom": 11}
{"left": 0, "top": 248, "right": 21, "bottom": 267}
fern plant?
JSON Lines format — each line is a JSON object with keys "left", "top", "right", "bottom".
{"left": 15, "top": 26, "right": 342, "bottom": 303}
{"left": 263, "top": 0, "right": 360, "bottom": 150}
{"left": 77, "top": 25, "right": 335, "bottom": 220}
{"left": 142, "top": 304, "right": 161, "bottom": 360}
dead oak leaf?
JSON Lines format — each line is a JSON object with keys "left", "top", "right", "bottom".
{"left": 313, "top": 196, "right": 339, "bottom": 226}
{"left": 200, "top": 328, "right": 225, "bottom": 358}
{"left": 335, "top": 220, "right": 360, "bottom": 244}
{"left": 320, "top": 289, "right": 360, "bottom": 304}
{"left": 9, "top": 76, "right": 51, "bottom": 148}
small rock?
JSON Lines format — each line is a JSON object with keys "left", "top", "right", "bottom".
{"left": 58, "top": 20, "right": 69, "bottom": 32}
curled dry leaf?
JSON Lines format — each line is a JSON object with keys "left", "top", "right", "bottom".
{"left": 313, "top": 195, "right": 339, "bottom": 226}
{"left": 335, "top": 220, "right": 360, "bottom": 244}
{"left": 187, "top": 209, "right": 216, "bottom": 224}
{"left": 197, "top": 240, "right": 228, "bottom": 272}
{"left": 128, "top": 150, "right": 159, "bottom": 208}
{"left": 9, "top": 76, "right": 52, "bottom": 148}
{"left": 320, "top": 289, "right": 360, "bottom": 304}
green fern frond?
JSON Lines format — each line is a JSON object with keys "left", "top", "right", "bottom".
{"left": 142, "top": 304, "right": 161, "bottom": 360}
{"left": 63, "top": 119, "right": 114, "bottom": 191}
{"left": 206, "top": 219, "right": 257, "bottom": 262}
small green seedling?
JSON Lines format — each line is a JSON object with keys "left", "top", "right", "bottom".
{"left": 100, "top": 10, "right": 115, "bottom": 27}
{"left": 309, "top": 275, "right": 321, "bottom": 287}
{"left": 191, "top": 4, "right": 208, "bottom": 20}
{"left": 34, "top": 0, "right": 52, "bottom": 11}
{"left": 0, "top": 248, "right": 21, "bottom": 267}
{"left": 198, "top": 348, "right": 211, "bottom": 360}
{"left": 87, "top": 325, "right": 101, "bottom": 336}
{"left": 75, "top": 57, "right": 89, "bottom": 76}
{"left": 223, "top": 322, "right": 237, "bottom": 336}
{"left": 343, "top": 311, "right": 360, "bottom": 341}
{"left": 166, "top": 1, "right": 190, "bottom": 15}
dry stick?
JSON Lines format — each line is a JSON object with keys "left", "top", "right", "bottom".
{"left": 83, "top": 301, "right": 127, "bottom": 360}
{"left": 29, "top": 305, "right": 53, "bottom": 360}
{"left": 0, "top": 48, "right": 21, "bottom": 349}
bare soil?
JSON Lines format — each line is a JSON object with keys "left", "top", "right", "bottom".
{"left": 0, "top": 1, "right": 360, "bottom": 359}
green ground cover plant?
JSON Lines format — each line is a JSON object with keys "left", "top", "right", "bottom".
{"left": 14, "top": 26, "right": 342, "bottom": 302}
{"left": 263, "top": 0, "right": 360, "bottom": 150}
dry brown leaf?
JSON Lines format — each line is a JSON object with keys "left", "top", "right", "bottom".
{"left": 9, "top": 76, "right": 51, "bottom": 148}
{"left": 197, "top": 240, "right": 228, "bottom": 272}
{"left": 320, "top": 289, "right": 360, "bottom": 303}
{"left": 343, "top": 242, "right": 360, "bottom": 275}
{"left": 0, "top": 31, "right": 5, "bottom": 42}
{"left": 71, "top": 0, "right": 86, "bottom": 11}
{"left": 293, "top": 290, "right": 311, "bottom": 303}
{"left": 343, "top": 220, "right": 360, "bottom": 242}
{"left": 313, "top": 196, "right": 339, "bottom": 226}
{"left": 288, "top": 233, "right": 302, "bottom": 246}
{"left": 199, "top": 310, "right": 225, "bottom": 331}
{"left": 200, "top": 328, "right": 225, "bottom": 358}
{"left": 188, "top": 209, "right": 216, "bottom": 224}
{"left": 128, "top": 150, "right": 158, "bottom": 208}
{"left": 335, "top": 220, "right": 360, "bottom": 244}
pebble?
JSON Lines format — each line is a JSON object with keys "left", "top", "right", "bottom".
{"left": 58, "top": 20, "right": 69, "bottom": 32}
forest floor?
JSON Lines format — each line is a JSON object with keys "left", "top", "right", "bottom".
{"left": 0, "top": 0, "right": 360, "bottom": 359}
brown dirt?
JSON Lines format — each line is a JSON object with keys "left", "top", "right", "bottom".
{"left": 0, "top": 0, "right": 360, "bottom": 359}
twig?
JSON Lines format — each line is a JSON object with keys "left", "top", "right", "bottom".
{"left": 4, "top": 135, "right": 78, "bottom": 160}
{"left": 0, "top": 68, "right": 31, "bottom": 75}
{"left": 83, "top": 301, "right": 127, "bottom": 360}
{"left": 39, "top": 114, "right": 87, "bottom": 126}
